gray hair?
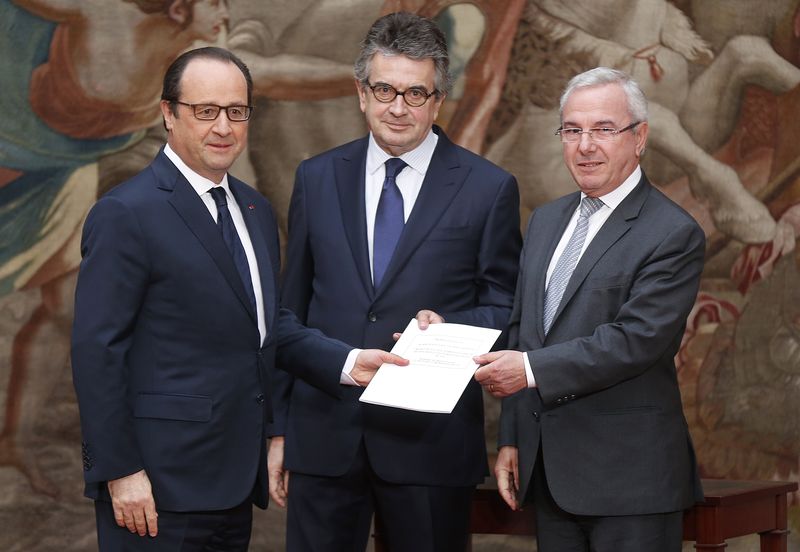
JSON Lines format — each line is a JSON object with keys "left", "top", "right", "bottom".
{"left": 354, "top": 12, "right": 452, "bottom": 96}
{"left": 559, "top": 67, "right": 648, "bottom": 123}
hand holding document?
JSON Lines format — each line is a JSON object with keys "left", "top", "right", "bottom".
{"left": 359, "top": 319, "right": 501, "bottom": 413}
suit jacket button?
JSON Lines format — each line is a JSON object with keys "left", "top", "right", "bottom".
{"left": 368, "top": 312, "right": 377, "bottom": 322}
{"left": 532, "top": 411, "right": 539, "bottom": 420}
{"left": 256, "top": 394, "right": 265, "bottom": 404}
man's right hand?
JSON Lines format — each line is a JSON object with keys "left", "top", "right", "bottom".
{"left": 349, "top": 349, "right": 408, "bottom": 386}
{"left": 495, "top": 446, "right": 520, "bottom": 511}
{"left": 268, "top": 436, "right": 289, "bottom": 507}
{"left": 107, "top": 469, "right": 158, "bottom": 537}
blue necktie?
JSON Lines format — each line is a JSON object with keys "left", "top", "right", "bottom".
{"left": 209, "top": 186, "right": 257, "bottom": 312}
{"left": 373, "top": 158, "right": 407, "bottom": 287}
{"left": 543, "top": 196, "right": 604, "bottom": 335}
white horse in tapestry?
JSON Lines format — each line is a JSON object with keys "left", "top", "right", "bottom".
{"left": 485, "top": 0, "right": 800, "bottom": 243}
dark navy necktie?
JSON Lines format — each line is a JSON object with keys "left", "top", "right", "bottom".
{"left": 209, "top": 186, "right": 257, "bottom": 312}
{"left": 372, "top": 157, "right": 408, "bottom": 287}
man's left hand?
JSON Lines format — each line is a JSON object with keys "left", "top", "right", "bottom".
{"left": 267, "top": 437, "right": 289, "bottom": 507}
{"left": 474, "top": 350, "right": 527, "bottom": 397}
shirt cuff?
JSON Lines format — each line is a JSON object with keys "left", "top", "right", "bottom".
{"left": 523, "top": 352, "right": 537, "bottom": 388}
{"left": 340, "top": 348, "right": 362, "bottom": 386}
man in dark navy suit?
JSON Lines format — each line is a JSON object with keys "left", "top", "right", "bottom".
{"left": 70, "top": 46, "right": 405, "bottom": 551}
{"left": 268, "top": 12, "right": 522, "bottom": 552}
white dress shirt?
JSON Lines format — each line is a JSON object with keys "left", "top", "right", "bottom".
{"left": 525, "top": 166, "right": 642, "bottom": 387}
{"left": 164, "top": 144, "right": 267, "bottom": 344}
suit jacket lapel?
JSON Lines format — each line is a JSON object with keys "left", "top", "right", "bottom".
{"left": 374, "top": 127, "right": 465, "bottom": 294}
{"left": 552, "top": 177, "right": 649, "bottom": 327}
{"left": 334, "top": 137, "right": 375, "bottom": 297}
{"left": 231, "top": 179, "right": 275, "bottom": 334}
{"left": 531, "top": 193, "right": 580, "bottom": 342}
{"left": 156, "top": 151, "right": 258, "bottom": 325}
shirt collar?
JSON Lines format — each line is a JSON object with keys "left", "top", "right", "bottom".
{"left": 584, "top": 165, "right": 641, "bottom": 209}
{"left": 365, "top": 128, "right": 438, "bottom": 177}
{"left": 164, "top": 143, "right": 231, "bottom": 197}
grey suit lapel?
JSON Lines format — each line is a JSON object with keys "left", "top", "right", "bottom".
{"left": 531, "top": 194, "right": 580, "bottom": 342}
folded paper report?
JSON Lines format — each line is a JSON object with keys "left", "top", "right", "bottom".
{"left": 359, "top": 319, "right": 501, "bottom": 413}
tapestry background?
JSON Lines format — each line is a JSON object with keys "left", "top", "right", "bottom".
{"left": 1, "top": 1, "right": 799, "bottom": 550}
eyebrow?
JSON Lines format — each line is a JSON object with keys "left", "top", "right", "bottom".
{"left": 562, "top": 119, "right": 619, "bottom": 127}
{"left": 373, "top": 80, "right": 433, "bottom": 91}
{"left": 182, "top": 101, "right": 249, "bottom": 107}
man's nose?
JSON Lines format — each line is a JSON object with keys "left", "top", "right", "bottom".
{"left": 577, "top": 131, "right": 596, "bottom": 152}
{"left": 212, "top": 112, "right": 233, "bottom": 134}
{"left": 387, "top": 94, "right": 408, "bottom": 115}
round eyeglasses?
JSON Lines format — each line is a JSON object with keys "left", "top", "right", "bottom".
{"left": 555, "top": 122, "right": 641, "bottom": 143}
{"left": 367, "top": 83, "right": 437, "bottom": 107}
{"left": 174, "top": 101, "right": 253, "bottom": 122}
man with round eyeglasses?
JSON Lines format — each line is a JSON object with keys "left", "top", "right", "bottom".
{"left": 269, "top": 11, "right": 522, "bottom": 552}
{"left": 473, "top": 67, "right": 706, "bottom": 552}
{"left": 366, "top": 82, "right": 437, "bottom": 107}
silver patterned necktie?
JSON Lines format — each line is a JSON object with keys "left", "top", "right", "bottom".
{"left": 543, "top": 196, "right": 604, "bottom": 335}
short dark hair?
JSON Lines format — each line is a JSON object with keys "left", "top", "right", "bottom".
{"left": 354, "top": 12, "right": 452, "bottom": 96}
{"left": 161, "top": 47, "right": 253, "bottom": 117}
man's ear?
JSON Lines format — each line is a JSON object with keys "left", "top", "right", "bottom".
{"left": 160, "top": 100, "right": 175, "bottom": 132}
{"left": 356, "top": 79, "right": 368, "bottom": 114}
{"left": 431, "top": 92, "right": 446, "bottom": 122}
{"left": 634, "top": 121, "right": 649, "bottom": 158}
{"left": 168, "top": 0, "right": 190, "bottom": 24}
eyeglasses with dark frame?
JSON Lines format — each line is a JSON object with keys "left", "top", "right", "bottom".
{"left": 173, "top": 101, "right": 253, "bottom": 122}
{"left": 366, "top": 83, "right": 437, "bottom": 107}
{"left": 555, "top": 121, "right": 641, "bottom": 143}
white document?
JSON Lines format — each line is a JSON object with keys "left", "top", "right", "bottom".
{"left": 359, "top": 319, "right": 501, "bottom": 414}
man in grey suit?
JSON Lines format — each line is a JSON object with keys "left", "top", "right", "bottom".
{"left": 472, "top": 67, "right": 705, "bottom": 552}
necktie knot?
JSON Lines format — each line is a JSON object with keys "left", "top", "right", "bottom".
{"left": 580, "top": 196, "right": 604, "bottom": 218}
{"left": 383, "top": 158, "right": 407, "bottom": 185}
{"left": 209, "top": 186, "right": 228, "bottom": 208}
